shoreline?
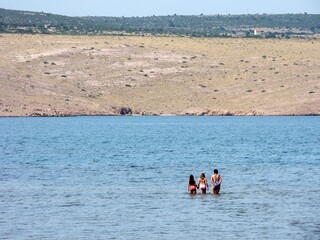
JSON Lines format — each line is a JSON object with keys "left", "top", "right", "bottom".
{"left": 1, "top": 113, "right": 319, "bottom": 118}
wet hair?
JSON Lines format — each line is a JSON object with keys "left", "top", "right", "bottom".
{"left": 201, "top": 173, "right": 206, "bottom": 178}
{"left": 189, "top": 175, "right": 195, "bottom": 185}
{"left": 214, "top": 169, "right": 218, "bottom": 174}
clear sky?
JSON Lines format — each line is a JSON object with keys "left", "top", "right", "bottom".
{"left": 0, "top": 0, "right": 319, "bottom": 17}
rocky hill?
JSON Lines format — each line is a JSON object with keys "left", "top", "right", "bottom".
{"left": 0, "top": 34, "right": 319, "bottom": 116}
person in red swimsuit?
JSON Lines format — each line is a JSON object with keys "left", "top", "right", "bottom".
{"left": 188, "top": 175, "right": 197, "bottom": 194}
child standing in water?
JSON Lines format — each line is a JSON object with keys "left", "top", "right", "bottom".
{"left": 197, "top": 173, "right": 208, "bottom": 194}
{"left": 188, "top": 175, "right": 197, "bottom": 194}
{"left": 211, "top": 169, "right": 222, "bottom": 194}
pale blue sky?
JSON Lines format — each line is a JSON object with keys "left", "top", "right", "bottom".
{"left": 0, "top": 0, "right": 319, "bottom": 17}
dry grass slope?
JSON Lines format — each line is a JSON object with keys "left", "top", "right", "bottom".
{"left": 0, "top": 34, "right": 319, "bottom": 116}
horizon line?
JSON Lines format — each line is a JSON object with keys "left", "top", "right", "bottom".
{"left": 1, "top": 7, "right": 319, "bottom": 18}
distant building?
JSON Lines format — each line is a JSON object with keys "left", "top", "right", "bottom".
{"left": 254, "top": 28, "right": 263, "bottom": 36}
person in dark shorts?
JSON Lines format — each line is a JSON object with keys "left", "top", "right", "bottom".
{"left": 210, "top": 169, "right": 222, "bottom": 194}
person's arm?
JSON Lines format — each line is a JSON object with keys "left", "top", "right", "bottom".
{"left": 210, "top": 175, "right": 214, "bottom": 185}
{"left": 193, "top": 180, "right": 197, "bottom": 187}
{"left": 218, "top": 175, "right": 222, "bottom": 185}
{"left": 205, "top": 178, "right": 209, "bottom": 188}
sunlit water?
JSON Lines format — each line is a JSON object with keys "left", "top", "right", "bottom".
{"left": 0, "top": 116, "right": 319, "bottom": 239}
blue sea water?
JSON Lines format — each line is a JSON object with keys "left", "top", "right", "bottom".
{"left": 0, "top": 116, "right": 319, "bottom": 239}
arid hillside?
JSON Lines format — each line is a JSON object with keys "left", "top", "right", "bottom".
{"left": 0, "top": 34, "right": 319, "bottom": 116}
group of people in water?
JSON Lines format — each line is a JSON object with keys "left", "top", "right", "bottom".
{"left": 188, "top": 169, "right": 222, "bottom": 194}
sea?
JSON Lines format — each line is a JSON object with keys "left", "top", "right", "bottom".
{"left": 0, "top": 116, "right": 319, "bottom": 239}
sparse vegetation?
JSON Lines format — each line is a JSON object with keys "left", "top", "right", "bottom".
{"left": 0, "top": 8, "right": 319, "bottom": 38}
